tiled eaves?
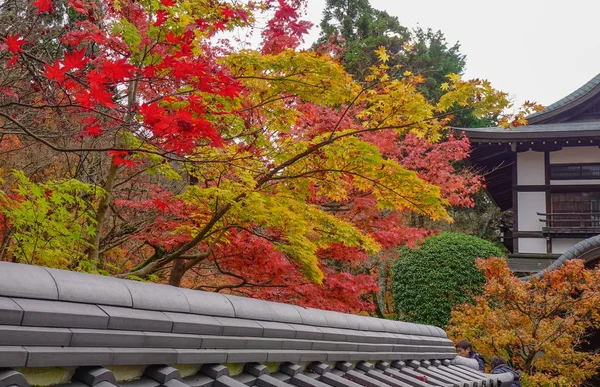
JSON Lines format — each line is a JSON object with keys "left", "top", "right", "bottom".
{"left": 527, "top": 72, "right": 600, "bottom": 121}
{"left": 0, "top": 262, "right": 445, "bottom": 337}
{"left": 0, "top": 295, "right": 455, "bottom": 368}
{"left": 0, "top": 262, "right": 519, "bottom": 386}
{"left": 1, "top": 361, "right": 512, "bottom": 387}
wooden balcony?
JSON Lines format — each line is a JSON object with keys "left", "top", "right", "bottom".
{"left": 538, "top": 212, "right": 600, "bottom": 236}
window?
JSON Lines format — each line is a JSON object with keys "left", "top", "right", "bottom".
{"left": 550, "top": 164, "right": 600, "bottom": 180}
{"left": 550, "top": 192, "right": 600, "bottom": 228}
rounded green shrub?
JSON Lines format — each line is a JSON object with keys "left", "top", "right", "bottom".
{"left": 391, "top": 232, "right": 505, "bottom": 327}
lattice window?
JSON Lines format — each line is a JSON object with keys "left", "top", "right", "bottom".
{"left": 550, "top": 164, "right": 600, "bottom": 180}
{"left": 550, "top": 192, "right": 600, "bottom": 227}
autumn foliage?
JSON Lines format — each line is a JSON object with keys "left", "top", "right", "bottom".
{"left": 447, "top": 258, "right": 600, "bottom": 386}
{"left": 0, "top": 0, "right": 528, "bottom": 311}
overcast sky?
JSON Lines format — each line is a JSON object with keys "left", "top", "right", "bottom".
{"left": 301, "top": 0, "right": 600, "bottom": 108}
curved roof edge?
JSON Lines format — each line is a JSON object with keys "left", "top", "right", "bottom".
{"left": 453, "top": 122, "right": 600, "bottom": 142}
{"left": 0, "top": 262, "right": 444, "bottom": 338}
{"left": 0, "top": 262, "right": 516, "bottom": 387}
{"left": 526, "top": 72, "right": 600, "bottom": 124}
{"left": 523, "top": 234, "right": 600, "bottom": 280}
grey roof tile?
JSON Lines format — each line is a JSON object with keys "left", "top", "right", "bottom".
{"left": 256, "top": 321, "right": 297, "bottom": 339}
{"left": 73, "top": 367, "right": 118, "bottom": 386}
{"left": 289, "top": 373, "right": 329, "bottom": 387}
{"left": 318, "top": 372, "right": 362, "bottom": 387}
{"left": 200, "top": 336, "right": 246, "bottom": 349}
{"left": 143, "top": 332, "right": 202, "bottom": 349}
{"left": 0, "top": 325, "right": 71, "bottom": 346}
{"left": 166, "top": 312, "right": 224, "bottom": 336}
{"left": 298, "top": 351, "right": 328, "bottom": 362}
{"left": 293, "top": 307, "right": 328, "bottom": 327}
{"left": 46, "top": 268, "right": 133, "bottom": 307}
{"left": 25, "top": 347, "right": 113, "bottom": 367}
{"left": 231, "top": 373, "right": 256, "bottom": 386}
{"left": 181, "top": 374, "right": 214, "bottom": 387}
{"left": 69, "top": 329, "right": 145, "bottom": 348}
{"left": 200, "top": 365, "right": 230, "bottom": 379}
{"left": 98, "top": 305, "right": 173, "bottom": 332}
{"left": 181, "top": 289, "right": 235, "bottom": 318}
{"left": 215, "top": 317, "right": 263, "bottom": 337}
{"left": 0, "top": 346, "right": 28, "bottom": 367}
{"left": 144, "top": 365, "right": 181, "bottom": 384}
{"left": 0, "top": 368, "right": 31, "bottom": 387}
{"left": 0, "top": 297, "right": 23, "bottom": 325}
{"left": 255, "top": 374, "right": 294, "bottom": 387}
{"left": 223, "top": 295, "right": 272, "bottom": 322}
{"left": 321, "top": 311, "right": 351, "bottom": 329}
{"left": 110, "top": 348, "right": 178, "bottom": 365}
{"left": 226, "top": 349, "right": 268, "bottom": 363}
{"left": 281, "top": 339, "right": 312, "bottom": 351}
{"left": 0, "top": 263, "right": 58, "bottom": 300}
{"left": 287, "top": 324, "right": 323, "bottom": 341}
{"left": 266, "top": 351, "right": 302, "bottom": 363}
{"left": 343, "top": 370, "right": 386, "bottom": 387}
{"left": 361, "top": 371, "right": 407, "bottom": 387}
{"left": 121, "top": 377, "right": 159, "bottom": 387}
{"left": 175, "top": 349, "right": 228, "bottom": 364}
{"left": 123, "top": 280, "right": 190, "bottom": 313}
{"left": 245, "top": 338, "right": 284, "bottom": 350}
{"left": 215, "top": 376, "right": 247, "bottom": 387}
{"left": 244, "top": 363, "right": 270, "bottom": 377}
{"left": 14, "top": 298, "right": 109, "bottom": 329}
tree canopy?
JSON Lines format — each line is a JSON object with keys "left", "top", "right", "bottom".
{"left": 448, "top": 258, "right": 600, "bottom": 386}
{"left": 391, "top": 232, "right": 505, "bottom": 326}
{"left": 0, "top": 0, "right": 531, "bottom": 311}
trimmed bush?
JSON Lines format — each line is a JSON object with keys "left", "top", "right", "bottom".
{"left": 391, "top": 232, "right": 504, "bottom": 327}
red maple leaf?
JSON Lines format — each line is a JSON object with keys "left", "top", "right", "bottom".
{"left": 83, "top": 124, "right": 103, "bottom": 137}
{"left": 274, "top": 0, "right": 296, "bottom": 20}
{"left": 102, "top": 59, "right": 135, "bottom": 82}
{"left": 90, "top": 84, "right": 115, "bottom": 107}
{"left": 5, "top": 34, "right": 26, "bottom": 53}
{"left": 67, "top": 0, "right": 87, "bottom": 13}
{"left": 73, "top": 90, "right": 94, "bottom": 109}
{"left": 152, "top": 197, "right": 169, "bottom": 212}
{"left": 108, "top": 150, "right": 136, "bottom": 168}
{"left": 154, "top": 10, "right": 168, "bottom": 26}
{"left": 165, "top": 31, "right": 181, "bottom": 44}
{"left": 43, "top": 61, "right": 66, "bottom": 82}
{"left": 62, "top": 48, "right": 88, "bottom": 71}
{"left": 6, "top": 56, "right": 18, "bottom": 68}
{"left": 32, "top": 0, "right": 53, "bottom": 13}
{"left": 221, "top": 6, "right": 235, "bottom": 19}
{"left": 160, "top": 0, "right": 175, "bottom": 6}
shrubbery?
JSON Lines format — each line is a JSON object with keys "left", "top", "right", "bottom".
{"left": 391, "top": 232, "right": 504, "bottom": 327}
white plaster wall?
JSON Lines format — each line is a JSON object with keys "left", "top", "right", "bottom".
{"left": 549, "top": 146, "right": 600, "bottom": 164}
{"left": 517, "top": 192, "right": 546, "bottom": 231}
{"left": 518, "top": 238, "right": 547, "bottom": 254}
{"left": 550, "top": 179, "right": 600, "bottom": 185}
{"left": 552, "top": 238, "right": 585, "bottom": 254}
{"left": 517, "top": 151, "right": 545, "bottom": 185}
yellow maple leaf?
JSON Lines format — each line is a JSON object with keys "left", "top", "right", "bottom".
{"left": 375, "top": 46, "right": 389, "bottom": 63}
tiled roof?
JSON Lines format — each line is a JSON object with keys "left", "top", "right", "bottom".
{"left": 454, "top": 122, "right": 600, "bottom": 142}
{"left": 0, "top": 262, "right": 515, "bottom": 387}
{"left": 527, "top": 73, "right": 600, "bottom": 122}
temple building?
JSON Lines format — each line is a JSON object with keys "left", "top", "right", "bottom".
{"left": 458, "top": 74, "right": 600, "bottom": 275}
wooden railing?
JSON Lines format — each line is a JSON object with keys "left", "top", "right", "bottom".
{"left": 538, "top": 212, "right": 600, "bottom": 235}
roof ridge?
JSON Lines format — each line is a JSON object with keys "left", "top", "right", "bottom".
{"left": 527, "top": 72, "right": 600, "bottom": 120}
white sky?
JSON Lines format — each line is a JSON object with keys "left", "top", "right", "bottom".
{"left": 302, "top": 0, "right": 600, "bottom": 108}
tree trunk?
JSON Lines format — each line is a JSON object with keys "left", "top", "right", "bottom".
{"left": 88, "top": 162, "right": 118, "bottom": 269}
{"left": 169, "top": 260, "right": 186, "bottom": 287}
